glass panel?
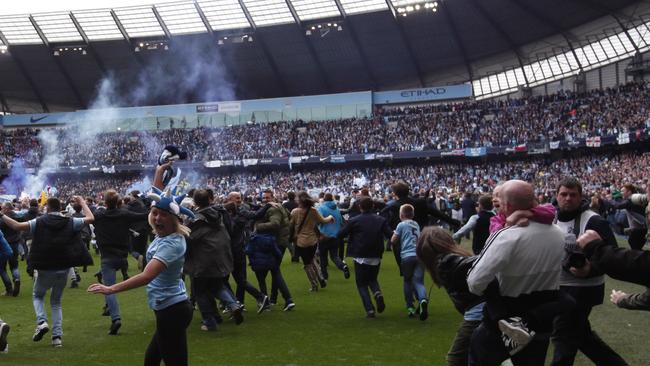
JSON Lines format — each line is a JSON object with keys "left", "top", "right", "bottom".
{"left": 197, "top": 0, "right": 250, "bottom": 30}
{"left": 488, "top": 75, "right": 499, "bottom": 93}
{"left": 242, "top": 0, "right": 295, "bottom": 27}
{"left": 496, "top": 72, "right": 508, "bottom": 90}
{"left": 268, "top": 110, "right": 283, "bottom": 122}
{"left": 73, "top": 9, "right": 124, "bottom": 40}
{"left": 156, "top": 2, "right": 207, "bottom": 35}
{"left": 539, "top": 59, "right": 552, "bottom": 79}
{"left": 338, "top": 0, "right": 388, "bottom": 15}
{"left": 32, "top": 13, "right": 83, "bottom": 42}
{"left": 289, "top": 0, "right": 340, "bottom": 21}
{"left": 628, "top": 26, "right": 649, "bottom": 50}
{"left": 282, "top": 107, "right": 297, "bottom": 121}
{"left": 357, "top": 103, "right": 371, "bottom": 118}
{"left": 113, "top": 6, "right": 165, "bottom": 38}
{"left": 589, "top": 42, "right": 606, "bottom": 63}
{"left": 325, "top": 105, "right": 342, "bottom": 119}
{"left": 311, "top": 106, "right": 326, "bottom": 120}
{"left": 598, "top": 37, "right": 618, "bottom": 58}
{"left": 547, "top": 56, "right": 563, "bottom": 76}
{"left": 513, "top": 68, "right": 526, "bottom": 85}
{"left": 0, "top": 15, "right": 43, "bottom": 44}
{"left": 472, "top": 79, "right": 483, "bottom": 96}
{"left": 297, "top": 107, "right": 312, "bottom": 121}
{"left": 613, "top": 33, "right": 635, "bottom": 54}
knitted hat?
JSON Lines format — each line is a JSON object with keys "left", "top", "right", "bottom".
{"left": 147, "top": 186, "right": 195, "bottom": 220}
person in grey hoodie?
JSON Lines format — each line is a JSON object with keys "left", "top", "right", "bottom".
{"left": 317, "top": 193, "right": 349, "bottom": 280}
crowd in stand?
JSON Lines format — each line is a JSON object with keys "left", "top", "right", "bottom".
{"left": 2, "top": 81, "right": 650, "bottom": 169}
{"left": 43, "top": 151, "right": 650, "bottom": 204}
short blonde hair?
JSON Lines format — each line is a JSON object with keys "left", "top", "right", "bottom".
{"left": 399, "top": 204, "right": 415, "bottom": 219}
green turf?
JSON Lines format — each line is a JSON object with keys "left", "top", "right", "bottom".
{"left": 0, "top": 238, "right": 647, "bottom": 365}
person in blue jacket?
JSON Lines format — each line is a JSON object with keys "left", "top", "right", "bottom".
{"left": 317, "top": 193, "right": 349, "bottom": 280}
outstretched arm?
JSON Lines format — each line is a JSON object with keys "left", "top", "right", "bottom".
{"left": 88, "top": 258, "right": 166, "bottom": 295}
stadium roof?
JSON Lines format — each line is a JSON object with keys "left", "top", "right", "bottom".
{"left": 0, "top": 0, "right": 646, "bottom": 112}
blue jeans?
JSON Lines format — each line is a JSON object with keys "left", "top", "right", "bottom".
{"left": 33, "top": 269, "right": 69, "bottom": 338}
{"left": 400, "top": 256, "right": 427, "bottom": 308}
{"left": 101, "top": 258, "right": 126, "bottom": 322}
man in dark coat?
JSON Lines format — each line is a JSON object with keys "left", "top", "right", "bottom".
{"left": 187, "top": 190, "right": 243, "bottom": 331}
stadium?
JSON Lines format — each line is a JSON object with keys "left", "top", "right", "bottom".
{"left": 0, "top": 0, "right": 649, "bottom": 365}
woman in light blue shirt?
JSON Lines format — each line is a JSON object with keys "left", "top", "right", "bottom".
{"left": 88, "top": 162, "right": 195, "bottom": 366}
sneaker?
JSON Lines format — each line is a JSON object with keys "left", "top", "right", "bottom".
{"left": 0, "top": 322, "right": 9, "bottom": 353}
{"left": 309, "top": 285, "right": 319, "bottom": 292}
{"left": 94, "top": 272, "right": 103, "bottom": 284}
{"left": 102, "top": 304, "right": 110, "bottom": 316}
{"left": 374, "top": 292, "right": 385, "bottom": 313}
{"left": 343, "top": 265, "right": 350, "bottom": 279}
{"left": 200, "top": 323, "right": 217, "bottom": 331}
{"left": 70, "top": 281, "right": 79, "bottom": 289}
{"left": 12, "top": 280, "right": 19, "bottom": 297}
{"left": 498, "top": 317, "right": 535, "bottom": 356}
{"left": 231, "top": 307, "right": 244, "bottom": 325}
{"left": 283, "top": 301, "right": 296, "bottom": 312}
{"left": 75, "top": 271, "right": 81, "bottom": 283}
{"left": 33, "top": 322, "right": 49, "bottom": 342}
{"left": 109, "top": 320, "right": 122, "bottom": 335}
{"left": 51, "top": 336, "right": 62, "bottom": 348}
{"left": 2, "top": 291, "right": 11, "bottom": 297}
{"left": 366, "top": 310, "right": 376, "bottom": 318}
{"left": 419, "top": 299, "right": 429, "bottom": 321}
{"left": 257, "top": 295, "right": 271, "bottom": 315}
{"left": 319, "top": 278, "right": 327, "bottom": 289}
{"left": 407, "top": 307, "right": 416, "bottom": 318}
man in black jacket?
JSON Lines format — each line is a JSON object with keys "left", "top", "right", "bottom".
{"left": 551, "top": 177, "right": 627, "bottom": 366}
{"left": 93, "top": 190, "right": 148, "bottom": 335}
{"left": 187, "top": 190, "right": 243, "bottom": 331}
{"left": 338, "top": 197, "right": 392, "bottom": 318}
{"left": 126, "top": 191, "right": 150, "bottom": 271}
{"left": 225, "top": 192, "right": 269, "bottom": 312}
{"left": 0, "top": 196, "right": 93, "bottom": 347}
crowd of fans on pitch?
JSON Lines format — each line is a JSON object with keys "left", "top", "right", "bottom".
{"left": 44, "top": 151, "right": 650, "bottom": 206}
{"left": 2, "top": 81, "right": 650, "bottom": 170}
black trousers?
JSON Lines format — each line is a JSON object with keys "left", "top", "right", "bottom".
{"left": 144, "top": 300, "right": 193, "bottom": 366}
{"left": 295, "top": 245, "right": 317, "bottom": 265}
{"left": 230, "top": 253, "right": 264, "bottom": 304}
{"left": 551, "top": 286, "right": 627, "bottom": 366}
{"left": 628, "top": 227, "right": 648, "bottom": 250}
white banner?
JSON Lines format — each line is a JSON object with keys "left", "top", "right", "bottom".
{"left": 617, "top": 133, "right": 630, "bottom": 145}
{"left": 549, "top": 141, "right": 560, "bottom": 149}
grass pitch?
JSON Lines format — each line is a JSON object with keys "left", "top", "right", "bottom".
{"left": 0, "top": 239, "right": 647, "bottom": 365}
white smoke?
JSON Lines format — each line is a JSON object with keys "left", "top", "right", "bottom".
{"left": 8, "top": 38, "right": 235, "bottom": 198}
{"left": 23, "top": 129, "right": 61, "bottom": 196}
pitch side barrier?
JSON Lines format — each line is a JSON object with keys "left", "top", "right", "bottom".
{"left": 2, "top": 129, "right": 646, "bottom": 176}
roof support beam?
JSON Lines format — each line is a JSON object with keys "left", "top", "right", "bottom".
{"left": 283, "top": 0, "right": 331, "bottom": 92}
{"left": 580, "top": 0, "right": 640, "bottom": 53}
{"left": 110, "top": 9, "right": 146, "bottom": 67}
{"left": 509, "top": 0, "right": 582, "bottom": 72}
{"left": 0, "top": 31, "right": 49, "bottom": 112}
{"left": 69, "top": 12, "right": 108, "bottom": 75}
{"left": 438, "top": 2, "right": 473, "bottom": 81}
{"left": 193, "top": 1, "right": 243, "bottom": 97}
{"left": 29, "top": 15, "right": 86, "bottom": 108}
{"left": 0, "top": 92, "right": 10, "bottom": 114}
{"left": 236, "top": 0, "right": 289, "bottom": 96}
{"left": 333, "top": 0, "right": 377, "bottom": 89}
{"left": 467, "top": 0, "right": 528, "bottom": 84}
{"left": 384, "top": 0, "right": 425, "bottom": 87}
{"left": 151, "top": 6, "right": 173, "bottom": 40}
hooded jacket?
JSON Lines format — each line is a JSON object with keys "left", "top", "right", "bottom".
{"left": 317, "top": 201, "right": 343, "bottom": 239}
{"left": 186, "top": 206, "right": 233, "bottom": 278}
{"left": 255, "top": 203, "right": 290, "bottom": 248}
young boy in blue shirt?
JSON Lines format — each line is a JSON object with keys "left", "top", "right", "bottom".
{"left": 391, "top": 204, "right": 428, "bottom": 320}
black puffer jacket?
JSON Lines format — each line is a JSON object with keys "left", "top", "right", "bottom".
{"left": 186, "top": 207, "right": 233, "bottom": 278}
{"left": 437, "top": 253, "right": 483, "bottom": 314}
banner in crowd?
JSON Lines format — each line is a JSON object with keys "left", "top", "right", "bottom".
{"left": 586, "top": 136, "right": 601, "bottom": 147}
{"left": 242, "top": 159, "right": 258, "bottom": 167}
{"left": 618, "top": 133, "right": 630, "bottom": 145}
{"left": 373, "top": 84, "right": 472, "bottom": 105}
{"left": 465, "top": 147, "right": 487, "bottom": 157}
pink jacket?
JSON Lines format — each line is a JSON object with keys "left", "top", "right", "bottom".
{"left": 489, "top": 203, "right": 556, "bottom": 233}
